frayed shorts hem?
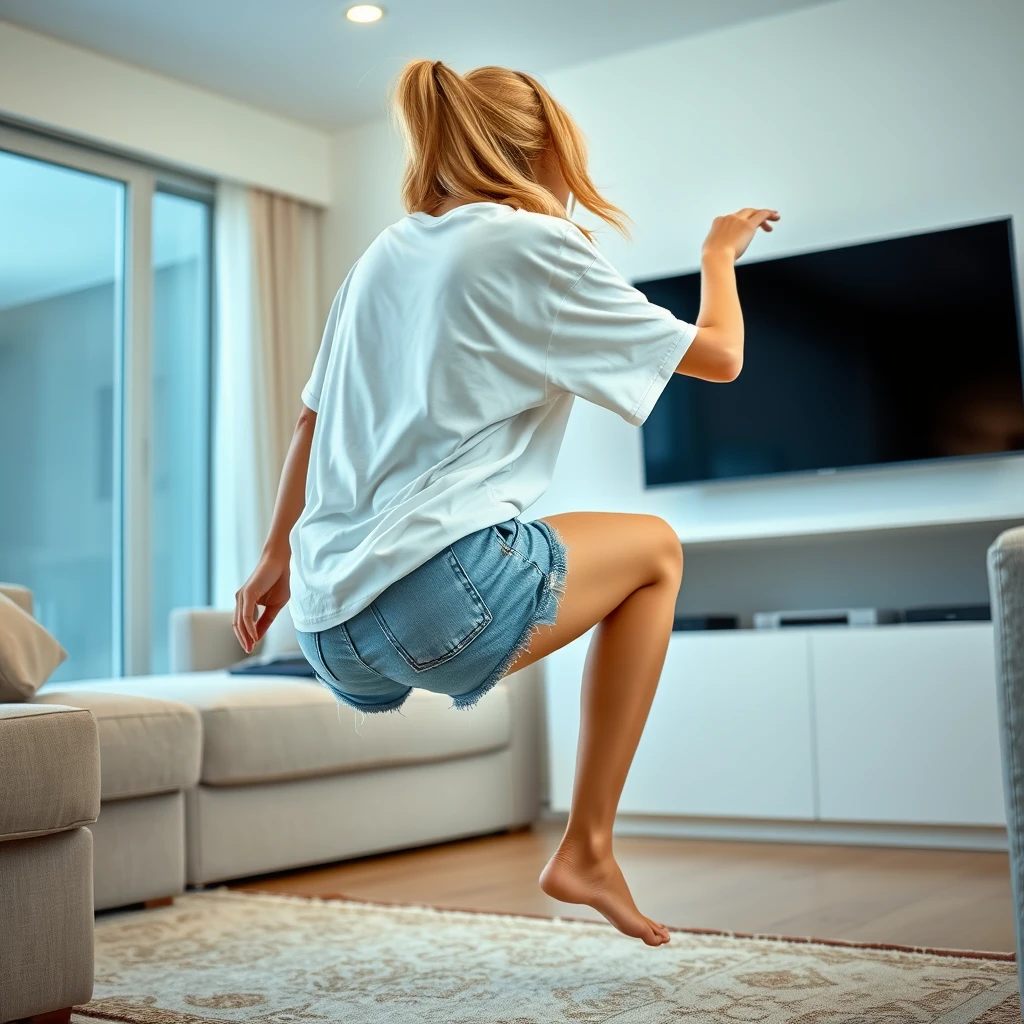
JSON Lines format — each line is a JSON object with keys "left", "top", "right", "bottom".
{"left": 449, "top": 518, "right": 569, "bottom": 711}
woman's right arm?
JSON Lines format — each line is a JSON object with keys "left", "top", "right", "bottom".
{"left": 233, "top": 404, "right": 317, "bottom": 654}
{"left": 676, "top": 207, "right": 779, "bottom": 383}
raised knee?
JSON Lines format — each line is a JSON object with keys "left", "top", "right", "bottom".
{"left": 641, "top": 516, "right": 683, "bottom": 583}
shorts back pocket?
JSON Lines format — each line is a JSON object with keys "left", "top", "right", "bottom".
{"left": 370, "top": 545, "right": 492, "bottom": 672}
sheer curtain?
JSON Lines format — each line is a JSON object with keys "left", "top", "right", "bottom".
{"left": 213, "top": 183, "right": 323, "bottom": 642}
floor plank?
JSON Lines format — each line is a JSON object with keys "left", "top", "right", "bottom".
{"left": 233, "top": 821, "right": 1016, "bottom": 952}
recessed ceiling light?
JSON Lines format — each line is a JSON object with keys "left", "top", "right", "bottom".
{"left": 346, "top": 4, "right": 384, "bottom": 23}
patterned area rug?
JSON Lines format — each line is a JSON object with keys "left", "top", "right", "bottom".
{"left": 73, "top": 890, "right": 1019, "bottom": 1024}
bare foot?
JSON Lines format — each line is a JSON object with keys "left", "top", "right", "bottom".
{"left": 539, "top": 841, "right": 670, "bottom": 946}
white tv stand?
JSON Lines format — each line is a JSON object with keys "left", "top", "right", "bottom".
{"left": 541, "top": 517, "right": 1018, "bottom": 851}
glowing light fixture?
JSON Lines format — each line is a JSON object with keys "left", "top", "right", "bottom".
{"left": 346, "top": 4, "right": 384, "bottom": 23}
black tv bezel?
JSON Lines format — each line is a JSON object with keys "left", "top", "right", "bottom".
{"left": 636, "top": 216, "right": 1024, "bottom": 489}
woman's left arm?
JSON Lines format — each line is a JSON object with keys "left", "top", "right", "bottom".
{"left": 233, "top": 404, "right": 317, "bottom": 653}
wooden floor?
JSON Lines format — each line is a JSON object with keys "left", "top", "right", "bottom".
{"left": 234, "top": 821, "right": 1016, "bottom": 953}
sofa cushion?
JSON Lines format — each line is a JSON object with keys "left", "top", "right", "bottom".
{"left": 51, "top": 673, "right": 512, "bottom": 786}
{"left": 0, "top": 591, "right": 68, "bottom": 700}
{"left": 33, "top": 688, "right": 201, "bottom": 802}
{"left": 0, "top": 704, "right": 100, "bottom": 840}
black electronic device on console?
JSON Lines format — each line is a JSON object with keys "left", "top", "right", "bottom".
{"left": 673, "top": 614, "right": 739, "bottom": 632}
{"left": 903, "top": 604, "right": 991, "bottom": 623}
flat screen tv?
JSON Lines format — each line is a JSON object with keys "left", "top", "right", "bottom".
{"left": 638, "top": 218, "right": 1024, "bottom": 486}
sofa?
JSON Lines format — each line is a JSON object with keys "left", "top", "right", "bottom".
{"left": 2, "top": 584, "right": 544, "bottom": 1021}
{"left": 0, "top": 702, "right": 98, "bottom": 1023}
{"left": 45, "top": 604, "right": 542, "bottom": 892}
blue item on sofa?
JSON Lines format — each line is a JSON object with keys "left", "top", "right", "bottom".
{"left": 228, "top": 653, "right": 316, "bottom": 678}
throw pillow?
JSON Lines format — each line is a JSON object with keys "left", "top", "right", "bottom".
{"left": 0, "top": 592, "right": 68, "bottom": 700}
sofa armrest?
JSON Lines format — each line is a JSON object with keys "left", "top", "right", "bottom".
{"left": 987, "top": 525, "right": 1024, "bottom": 1007}
{"left": 170, "top": 608, "right": 262, "bottom": 673}
{"left": 0, "top": 704, "right": 99, "bottom": 841}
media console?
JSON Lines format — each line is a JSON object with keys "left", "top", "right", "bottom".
{"left": 542, "top": 619, "right": 1005, "bottom": 848}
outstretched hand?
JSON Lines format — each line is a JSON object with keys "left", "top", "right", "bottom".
{"left": 703, "top": 208, "right": 780, "bottom": 261}
{"left": 234, "top": 552, "right": 290, "bottom": 655}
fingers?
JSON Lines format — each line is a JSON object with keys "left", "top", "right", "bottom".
{"left": 232, "top": 556, "right": 290, "bottom": 655}
{"left": 232, "top": 591, "right": 245, "bottom": 651}
{"left": 234, "top": 589, "right": 279, "bottom": 654}
{"left": 241, "top": 589, "right": 259, "bottom": 652}
{"left": 735, "top": 207, "right": 780, "bottom": 224}
{"left": 233, "top": 586, "right": 259, "bottom": 654}
{"left": 253, "top": 602, "right": 285, "bottom": 642}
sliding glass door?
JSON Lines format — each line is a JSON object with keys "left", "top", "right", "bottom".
{"left": 0, "top": 127, "right": 213, "bottom": 679}
{"left": 0, "top": 149, "right": 125, "bottom": 680}
{"left": 150, "top": 191, "right": 212, "bottom": 673}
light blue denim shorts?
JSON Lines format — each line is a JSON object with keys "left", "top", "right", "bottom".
{"left": 296, "top": 517, "right": 568, "bottom": 714}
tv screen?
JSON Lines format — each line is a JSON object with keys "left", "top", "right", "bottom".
{"left": 638, "top": 219, "right": 1024, "bottom": 486}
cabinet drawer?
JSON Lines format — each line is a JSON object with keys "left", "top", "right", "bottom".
{"left": 811, "top": 623, "right": 1004, "bottom": 826}
{"left": 545, "top": 630, "right": 816, "bottom": 820}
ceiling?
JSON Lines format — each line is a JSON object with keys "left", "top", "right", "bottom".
{"left": 0, "top": 0, "right": 831, "bottom": 130}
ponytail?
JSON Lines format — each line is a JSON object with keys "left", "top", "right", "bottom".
{"left": 391, "top": 59, "right": 629, "bottom": 242}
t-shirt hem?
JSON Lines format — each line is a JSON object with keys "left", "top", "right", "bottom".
{"left": 626, "top": 321, "right": 698, "bottom": 427}
{"left": 290, "top": 605, "right": 362, "bottom": 635}
{"left": 290, "top": 501, "right": 524, "bottom": 634}
{"left": 300, "top": 386, "right": 320, "bottom": 412}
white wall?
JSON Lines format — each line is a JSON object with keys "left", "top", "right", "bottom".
{"left": 0, "top": 21, "right": 332, "bottom": 204}
{"left": 320, "top": 0, "right": 1024, "bottom": 542}
{"left": 322, "top": 117, "right": 405, "bottom": 306}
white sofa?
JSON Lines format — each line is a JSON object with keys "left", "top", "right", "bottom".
{"left": 15, "top": 590, "right": 543, "bottom": 912}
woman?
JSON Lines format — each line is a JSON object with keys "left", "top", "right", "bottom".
{"left": 234, "top": 59, "right": 778, "bottom": 947}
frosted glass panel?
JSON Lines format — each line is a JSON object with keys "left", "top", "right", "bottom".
{"left": 0, "top": 148, "right": 124, "bottom": 680}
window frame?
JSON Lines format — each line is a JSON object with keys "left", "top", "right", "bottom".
{"left": 0, "top": 121, "right": 215, "bottom": 676}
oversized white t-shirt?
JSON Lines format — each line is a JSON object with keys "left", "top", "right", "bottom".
{"left": 289, "top": 201, "right": 697, "bottom": 632}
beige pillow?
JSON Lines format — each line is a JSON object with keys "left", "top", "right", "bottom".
{"left": 0, "top": 592, "right": 68, "bottom": 700}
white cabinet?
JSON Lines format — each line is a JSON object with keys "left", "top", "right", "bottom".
{"left": 545, "top": 630, "right": 817, "bottom": 820}
{"left": 543, "top": 622, "right": 1005, "bottom": 836}
{"left": 810, "top": 623, "right": 1005, "bottom": 827}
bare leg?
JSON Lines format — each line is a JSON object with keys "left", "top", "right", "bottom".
{"left": 504, "top": 512, "right": 683, "bottom": 945}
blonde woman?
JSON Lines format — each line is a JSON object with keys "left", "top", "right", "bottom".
{"left": 235, "top": 60, "right": 778, "bottom": 946}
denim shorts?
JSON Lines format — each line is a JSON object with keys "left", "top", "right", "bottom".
{"left": 296, "top": 517, "right": 568, "bottom": 714}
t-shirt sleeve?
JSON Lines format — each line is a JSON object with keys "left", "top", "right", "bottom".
{"left": 301, "top": 282, "right": 345, "bottom": 412}
{"left": 545, "top": 226, "right": 697, "bottom": 426}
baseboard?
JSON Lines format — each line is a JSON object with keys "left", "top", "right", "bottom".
{"left": 539, "top": 809, "right": 1009, "bottom": 852}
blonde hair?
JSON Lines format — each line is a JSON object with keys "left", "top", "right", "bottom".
{"left": 391, "top": 59, "right": 630, "bottom": 243}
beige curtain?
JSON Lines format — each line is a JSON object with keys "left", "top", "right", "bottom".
{"left": 213, "top": 183, "right": 323, "bottom": 627}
